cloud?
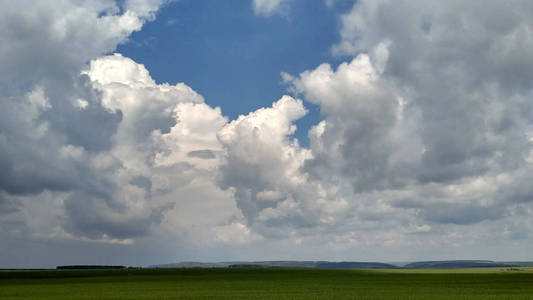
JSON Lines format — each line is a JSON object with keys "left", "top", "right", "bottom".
{"left": 0, "top": 48, "right": 242, "bottom": 245}
{"left": 283, "top": 43, "right": 420, "bottom": 192}
{"left": 62, "top": 53, "right": 237, "bottom": 241}
{"left": 252, "top": 0, "right": 291, "bottom": 16}
{"left": 2, "top": 0, "right": 533, "bottom": 266}
{"left": 280, "top": 0, "right": 533, "bottom": 232}
{"left": 0, "top": 0, "right": 164, "bottom": 198}
{"left": 217, "top": 96, "right": 310, "bottom": 226}
{"left": 187, "top": 150, "right": 217, "bottom": 159}
{"left": 0, "top": 0, "right": 160, "bottom": 87}
{"left": 0, "top": 0, "right": 239, "bottom": 244}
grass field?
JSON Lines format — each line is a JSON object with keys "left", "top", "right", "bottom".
{"left": 1, "top": 267, "right": 533, "bottom": 299}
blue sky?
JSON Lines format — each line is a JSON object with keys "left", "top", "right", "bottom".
{"left": 117, "top": 0, "right": 355, "bottom": 144}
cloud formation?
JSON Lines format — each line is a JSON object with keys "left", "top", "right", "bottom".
{"left": 278, "top": 0, "right": 533, "bottom": 239}
{"left": 0, "top": 0, "right": 234, "bottom": 245}
{"left": 221, "top": 0, "right": 533, "bottom": 252}
{"left": 1, "top": 0, "right": 533, "bottom": 267}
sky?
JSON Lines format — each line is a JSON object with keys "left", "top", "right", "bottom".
{"left": 115, "top": 0, "right": 355, "bottom": 144}
{"left": 1, "top": 0, "right": 533, "bottom": 268}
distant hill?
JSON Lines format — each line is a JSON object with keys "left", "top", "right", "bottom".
{"left": 150, "top": 260, "right": 533, "bottom": 269}
{"left": 228, "top": 264, "right": 267, "bottom": 268}
{"left": 501, "top": 261, "right": 533, "bottom": 267}
{"left": 315, "top": 262, "right": 398, "bottom": 269}
{"left": 403, "top": 260, "right": 515, "bottom": 269}
{"left": 150, "top": 261, "right": 318, "bottom": 268}
{"left": 151, "top": 261, "right": 396, "bottom": 269}
{"left": 150, "top": 262, "right": 231, "bottom": 268}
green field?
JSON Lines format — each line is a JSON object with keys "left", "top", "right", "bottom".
{"left": 1, "top": 267, "right": 533, "bottom": 299}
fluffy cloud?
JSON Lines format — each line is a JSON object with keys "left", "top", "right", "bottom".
{"left": 2, "top": 0, "right": 533, "bottom": 267}
{"left": 0, "top": 0, "right": 164, "bottom": 197}
{"left": 252, "top": 0, "right": 291, "bottom": 16}
{"left": 0, "top": 0, "right": 163, "bottom": 87}
{"left": 283, "top": 43, "right": 421, "bottom": 192}
{"left": 217, "top": 96, "right": 311, "bottom": 230}
{"left": 0, "top": 0, "right": 241, "bottom": 247}
{"left": 280, "top": 0, "right": 533, "bottom": 238}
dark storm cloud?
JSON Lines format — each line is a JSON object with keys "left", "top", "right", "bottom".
{"left": 0, "top": 79, "right": 123, "bottom": 198}
{"left": 0, "top": 193, "right": 20, "bottom": 215}
{"left": 130, "top": 175, "right": 153, "bottom": 192}
{"left": 62, "top": 191, "right": 168, "bottom": 239}
{"left": 39, "top": 76, "right": 123, "bottom": 152}
{"left": 187, "top": 150, "right": 216, "bottom": 159}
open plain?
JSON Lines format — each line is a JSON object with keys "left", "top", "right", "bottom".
{"left": 2, "top": 267, "right": 533, "bottom": 299}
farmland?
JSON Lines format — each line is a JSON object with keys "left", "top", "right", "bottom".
{"left": 1, "top": 267, "right": 533, "bottom": 299}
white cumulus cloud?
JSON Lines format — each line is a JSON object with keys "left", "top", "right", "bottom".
{"left": 252, "top": 0, "right": 291, "bottom": 16}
